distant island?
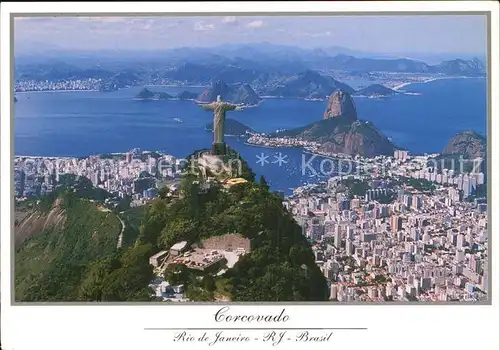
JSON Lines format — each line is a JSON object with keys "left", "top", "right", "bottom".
{"left": 353, "top": 84, "right": 399, "bottom": 98}
{"left": 177, "top": 91, "right": 199, "bottom": 100}
{"left": 196, "top": 80, "right": 261, "bottom": 106}
{"left": 205, "top": 119, "right": 254, "bottom": 136}
{"left": 135, "top": 88, "right": 200, "bottom": 101}
{"left": 135, "top": 88, "right": 173, "bottom": 100}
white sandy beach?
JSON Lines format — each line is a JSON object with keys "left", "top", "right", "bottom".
{"left": 392, "top": 75, "right": 482, "bottom": 91}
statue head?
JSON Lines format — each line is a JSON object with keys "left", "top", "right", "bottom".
{"left": 216, "top": 95, "right": 222, "bottom": 102}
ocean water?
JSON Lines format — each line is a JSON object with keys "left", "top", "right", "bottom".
{"left": 14, "top": 78, "right": 487, "bottom": 194}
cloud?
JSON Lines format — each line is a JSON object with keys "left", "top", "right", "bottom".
{"left": 222, "top": 16, "right": 238, "bottom": 25}
{"left": 246, "top": 20, "right": 264, "bottom": 29}
{"left": 194, "top": 22, "right": 215, "bottom": 31}
{"left": 76, "top": 17, "right": 127, "bottom": 23}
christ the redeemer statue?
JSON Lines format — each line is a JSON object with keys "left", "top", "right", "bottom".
{"left": 200, "top": 95, "right": 238, "bottom": 155}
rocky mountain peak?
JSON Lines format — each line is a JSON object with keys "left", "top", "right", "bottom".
{"left": 323, "top": 90, "right": 358, "bottom": 121}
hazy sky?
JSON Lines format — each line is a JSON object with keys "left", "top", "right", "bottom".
{"left": 14, "top": 15, "right": 487, "bottom": 54}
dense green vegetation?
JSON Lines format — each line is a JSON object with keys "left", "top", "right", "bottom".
{"left": 57, "top": 173, "right": 110, "bottom": 201}
{"left": 340, "top": 178, "right": 370, "bottom": 198}
{"left": 399, "top": 177, "right": 436, "bottom": 194}
{"left": 120, "top": 206, "right": 147, "bottom": 247}
{"left": 136, "top": 176, "right": 327, "bottom": 301}
{"left": 78, "top": 243, "right": 154, "bottom": 301}
{"left": 376, "top": 193, "right": 397, "bottom": 204}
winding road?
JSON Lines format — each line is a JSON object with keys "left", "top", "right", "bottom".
{"left": 116, "top": 214, "right": 126, "bottom": 249}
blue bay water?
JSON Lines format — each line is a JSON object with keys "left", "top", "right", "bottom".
{"left": 14, "top": 78, "right": 486, "bottom": 194}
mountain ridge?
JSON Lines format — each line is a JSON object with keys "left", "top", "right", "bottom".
{"left": 196, "top": 80, "right": 261, "bottom": 106}
{"left": 262, "top": 70, "right": 355, "bottom": 99}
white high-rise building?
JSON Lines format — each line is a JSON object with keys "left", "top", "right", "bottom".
{"left": 455, "top": 249, "right": 465, "bottom": 263}
{"left": 456, "top": 234, "right": 465, "bottom": 249}
{"left": 346, "top": 239, "right": 354, "bottom": 256}
{"left": 476, "top": 172, "right": 485, "bottom": 185}
{"left": 462, "top": 177, "right": 472, "bottom": 197}
{"left": 334, "top": 229, "right": 342, "bottom": 248}
{"left": 330, "top": 285, "right": 338, "bottom": 300}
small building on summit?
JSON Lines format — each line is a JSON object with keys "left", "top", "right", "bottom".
{"left": 170, "top": 241, "right": 188, "bottom": 256}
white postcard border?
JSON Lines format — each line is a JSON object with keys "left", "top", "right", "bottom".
{"left": 1, "top": 2, "right": 499, "bottom": 350}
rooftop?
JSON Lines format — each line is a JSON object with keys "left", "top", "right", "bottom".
{"left": 170, "top": 241, "right": 188, "bottom": 251}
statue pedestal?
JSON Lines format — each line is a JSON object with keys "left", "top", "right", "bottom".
{"left": 211, "top": 142, "right": 227, "bottom": 156}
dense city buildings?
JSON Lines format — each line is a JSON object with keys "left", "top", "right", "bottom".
{"left": 282, "top": 153, "right": 487, "bottom": 302}
{"left": 14, "top": 148, "right": 181, "bottom": 207}
{"left": 14, "top": 78, "right": 102, "bottom": 92}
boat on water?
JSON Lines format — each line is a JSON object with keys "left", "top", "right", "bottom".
{"left": 173, "top": 118, "right": 183, "bottom": 123}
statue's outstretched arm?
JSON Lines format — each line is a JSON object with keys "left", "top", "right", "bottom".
{"left": 225, "top": 103, "right": 237, "bottom": 111}
{"left": 200, "top": 103, "right": 215, "bottom": 111}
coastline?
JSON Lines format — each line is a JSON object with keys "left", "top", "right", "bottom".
{"left": 392, "top": 75, "right": 483, "bottom": 91}
{"left": 353, "top": 94, "right": 395, "bottom": 99}
{"left": 244, "top": 141, "right": 299, "bottom": 150}
{"left": 244, "top": 140, "right": 357, "bottom": 163}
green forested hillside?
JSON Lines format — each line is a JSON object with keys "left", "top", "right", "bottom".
{"left": 120, "top": 206, "right": 147, "bottom": 247}
{"left": 16, "top": 194, "right": 121, "bottom": 301}
{"left": 15, "top": 192, "right": 153, "bottom": 302}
